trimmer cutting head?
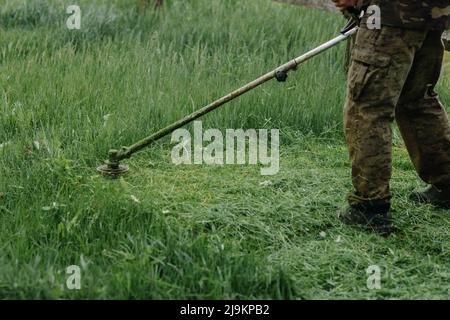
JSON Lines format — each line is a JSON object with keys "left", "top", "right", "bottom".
{"left": 97, "top": 163, "right": 129, "bottom": 177}
{"left": 97, "top": 149, "right": 129, "bottom": 177}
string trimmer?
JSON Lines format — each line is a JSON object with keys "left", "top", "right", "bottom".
{"left": 97, "top": 16, "right": 359, "bottom": 177}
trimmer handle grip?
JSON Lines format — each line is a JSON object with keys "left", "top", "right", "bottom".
{"left": 344, "top": 6, "right": 362, "bottom": 18}
{"left": 340, "top": 6, "right": 365, "bottom": 34}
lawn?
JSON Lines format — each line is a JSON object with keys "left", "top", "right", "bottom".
{"left": 0, "top": 0, "right": 449, "bottom": 299}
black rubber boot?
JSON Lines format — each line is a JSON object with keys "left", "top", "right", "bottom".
{"left": 337, "top": 203, "right": 394, "bottom": 236}
{"left": 410, "top": 185, "right": 450, "bottom": 209}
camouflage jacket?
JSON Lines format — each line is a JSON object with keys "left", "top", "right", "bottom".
{"left": 357, "top": 0, "right": 450, "bottom": 30}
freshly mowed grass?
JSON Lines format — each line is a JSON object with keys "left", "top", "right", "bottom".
{"left": 1, "top": 135, "right": 449, "bottom": 299}
{"left": 0, "top": 0, "right": 449, "bottom": 299}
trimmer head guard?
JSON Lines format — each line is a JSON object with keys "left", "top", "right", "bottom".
{"left": 96, "top": 163, "right": 129, "bottom": 178}
{"left": 97, "top": 149, "right": 129, "bottom": 178}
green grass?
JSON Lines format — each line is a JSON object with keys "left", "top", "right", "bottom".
{"left": 0, "top": 0, "right": 449, "bottom": 299}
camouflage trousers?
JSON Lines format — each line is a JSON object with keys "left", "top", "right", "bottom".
{"left": 344, "top": 25, "right": 450, "bottom": 205}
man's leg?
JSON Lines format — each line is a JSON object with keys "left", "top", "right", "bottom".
{"left": 344, "top": 26, "right": 425, "bottom": 204}
{"left": 340, "top": 26, "right": 426, "bottom": 233}
{"left": 395, "top": 30, "right": 450, "bottom": 200}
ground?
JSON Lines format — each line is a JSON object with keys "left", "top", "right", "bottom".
{"left": 0, "top": 0, "right": 449, "bottom": 299}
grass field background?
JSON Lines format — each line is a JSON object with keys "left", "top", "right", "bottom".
{"left": 0, "top": 0, "right": 449, "bottom": 298}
